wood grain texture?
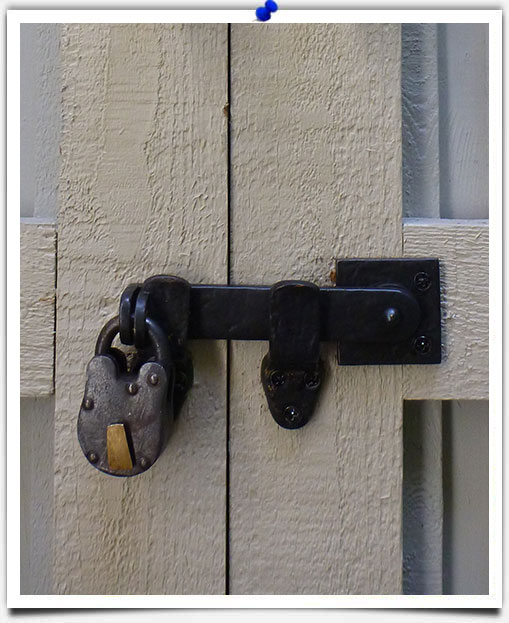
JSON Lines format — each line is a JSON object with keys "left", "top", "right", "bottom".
{"left": 54, "top": 24, "right": 228, "bottom": 594}
{"left": 401, "top": 27, "right": 444, "bottom": 596}
{"left": 403, "top": 401, "right": 443, "bottom": 595}
{"left": 21, "top": 220, "right": 56, "bottom": 396}
{"left": 20, "top": 24, "right": 61, "bottom": 219}
{"left": 442, "top": 401, "right": 489, "bottom": 594}
{"left": 403, "top": 219, "right": 488, "bottom": 400}
{"left": 437, "top": 25, "right": 489, "bottom": 219}
{"left": 402, "top": 24, "right": 440, "bottom": 219}
{"left": 229, "top": 24, "right": 404, "bottom": 594}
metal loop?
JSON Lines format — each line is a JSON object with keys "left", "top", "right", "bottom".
{"left": 133, "top": 288, "right": 151, "bottom": 349}
{"left": 119, "top": 283, "right": 141, "bottom": 345}
{"left": 95, "top": 315, "right": 171, "bottom": 368}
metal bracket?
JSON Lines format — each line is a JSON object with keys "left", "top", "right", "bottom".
{"left": 111, "top": 259, "right": 440, "bottom": 429}
{"left": 261, "top": 281, "right": 323, "bottom": 429}
{"left": 334, "top": 258, "right": 441, "bottom": 365}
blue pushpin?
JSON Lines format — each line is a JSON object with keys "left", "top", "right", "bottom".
{"left": 255, "top": 6, "right": 271, "bottom": 21}
{"left": 256, "top": 0, "right": 278, "bottom": 21}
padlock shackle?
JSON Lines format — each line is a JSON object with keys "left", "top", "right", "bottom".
{"left": 95, "top": 315, "right": 171, "bottom": 369}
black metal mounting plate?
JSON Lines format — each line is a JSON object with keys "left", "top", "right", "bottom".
{"left": 118, "top": 258, "right": 442, "bottom": 367}
{"left": 335, "top": 258, "right": 441, "bottom": 365}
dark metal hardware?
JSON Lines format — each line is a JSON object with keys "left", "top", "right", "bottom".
{"left": 78, "top": 316, "right": 175, "bottom": 477}
{"left": 261, "top": 281, "right": 323, "bottom": 429}
{"left": 334, "top": 258, "right": 441, "bottom": 364}
{"left": 78, "top": 258, "right": 440, "bottom": 475}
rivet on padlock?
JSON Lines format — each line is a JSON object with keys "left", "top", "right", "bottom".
{"left": 77, "top": 316, "right": 174, "bottom": 477}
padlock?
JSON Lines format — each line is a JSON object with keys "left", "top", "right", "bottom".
{"left": 77, "top": 315, "right": 174, "bottom": 476}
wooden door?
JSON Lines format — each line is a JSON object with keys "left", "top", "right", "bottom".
{"left": 54, "top": 24, "right": 229, "bottom": 595}
{"left": 21, "top": 22, "right": 488, "bottom": 595}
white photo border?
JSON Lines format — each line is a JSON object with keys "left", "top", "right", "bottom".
{"left": 7, "top": 7, "right": 502, "bottom": 610}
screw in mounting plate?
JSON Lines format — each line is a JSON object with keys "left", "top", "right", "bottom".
{"left": 271, "top": 370, "right": 287, "bottom": 388}
{"left": 87, "top": 451, "right": 98, "bottom": 463}
{"left": 414, "top": 335, "right": 432, "bottom": 355}
{"left": 148, "top": 373, "right": 159, "bottom": 386}
{"left": 414, "top": 272, "right": 431, "bottom": 292}
{"left": 284, "top": 405, "right": 301, "bottom": 424}
{"left": 305, "top": 373, "right": 321, "bottom": 390}
{"left": 83, "top": 397, "right": 94, "bottom": 410}
{"left": 139, "top": 457, "right": 149, "bottom": 470}
{"left": 126, "top": 382, "right": 139, "bottom": 395}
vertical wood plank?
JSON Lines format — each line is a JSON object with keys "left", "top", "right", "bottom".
{"left": 402, "top": 24, "right": 440, "bottom": 218}
{"left": 437, "top": 24, "right": 489, "bottom": 219}
{"left": 55, "top": 24, "right": 228, "bottom": 594}
{"left": 20, "top": 397, "right": 55, "bottom": 595}
{"left": 20, "top": 220, "right": 56, "bottom": 396}
{"left": 20, "top": 24, "right": 61, "bottom": 219}
{"left": 229, "top": 24, "right": 404, "bottom": 594}
{"left": 442, "top": 401, "right": 489, "bottom": 594}
{"left": 401, "top": 27, "right": 443, "bottom": 594}
{"left": 403, "top": 401, "right": 443, "bottom": 594}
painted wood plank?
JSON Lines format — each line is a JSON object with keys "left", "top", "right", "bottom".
{"left": 437, "top": 24, "right": 489, "bottom": 219}
{"left": 403, "top": 219, "right": 488, "bottom": 400}
{"left": 403, "top": 401, "right": 443, "bottom": 595}
{"left": 20, "top": 397, "right": 55, "bottom": 594}
{"left": 20, "top": 220, "right": 56, "bottom": 397}
{"left": 442, "top": 400, "right": 489, "bottom": 594}
{"left": 229, "top": 24, "right": 404, "bottom": 594}
{"left": 54, "top": 24, "right": 228, "bottom": 594}
{"left": 402, "top": 24, "right": 440, "bottom": 219}
{"left": 20, "top": 24, "right": 61, "bottom": 220}
{"left": 401, "top": 25, "right": 443, "bottom": 595}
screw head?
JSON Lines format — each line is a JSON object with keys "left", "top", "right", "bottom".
{"left": 284, "top": 405, "right": 301, "bottom": 424}
{"left": 384, "top": 307, "right": 400, "bottom": 326}
{"left": 126, "top": 382, "right": 139, "bottom": 395}
{"left": 139, "top": 457, "right": 149, "bottom": 470}
{"left": 414, "top": 272, "right": 431, "bottom": 292}
{"left": 414, "top": 335, "right": 432, "bottom": 355}
{"left": 87, "top": 451, "right": 98, "bottom": 464}
{"left": 305, "top": 373, "right": 321, "bottom": 390}
{"left": 83, "top": 397, "right": 94, "bottom": 410}
{"left": 271, "top": 371, "right": 287, "bottom": 388}
{"left": 148, "top": 373, "right": 159, "bottom": 386}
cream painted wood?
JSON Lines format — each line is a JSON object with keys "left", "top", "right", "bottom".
{"left": 54, "top": 24, "right": 228, "bottom": 594}
{"left": 229, "top": 24, "right": 404, "bottom": 594}
{"left": 403, "top": 219, "right": 488, "bottom": 401}
{"left": 20, "top": 220, "right": 56, "bottom": 397}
